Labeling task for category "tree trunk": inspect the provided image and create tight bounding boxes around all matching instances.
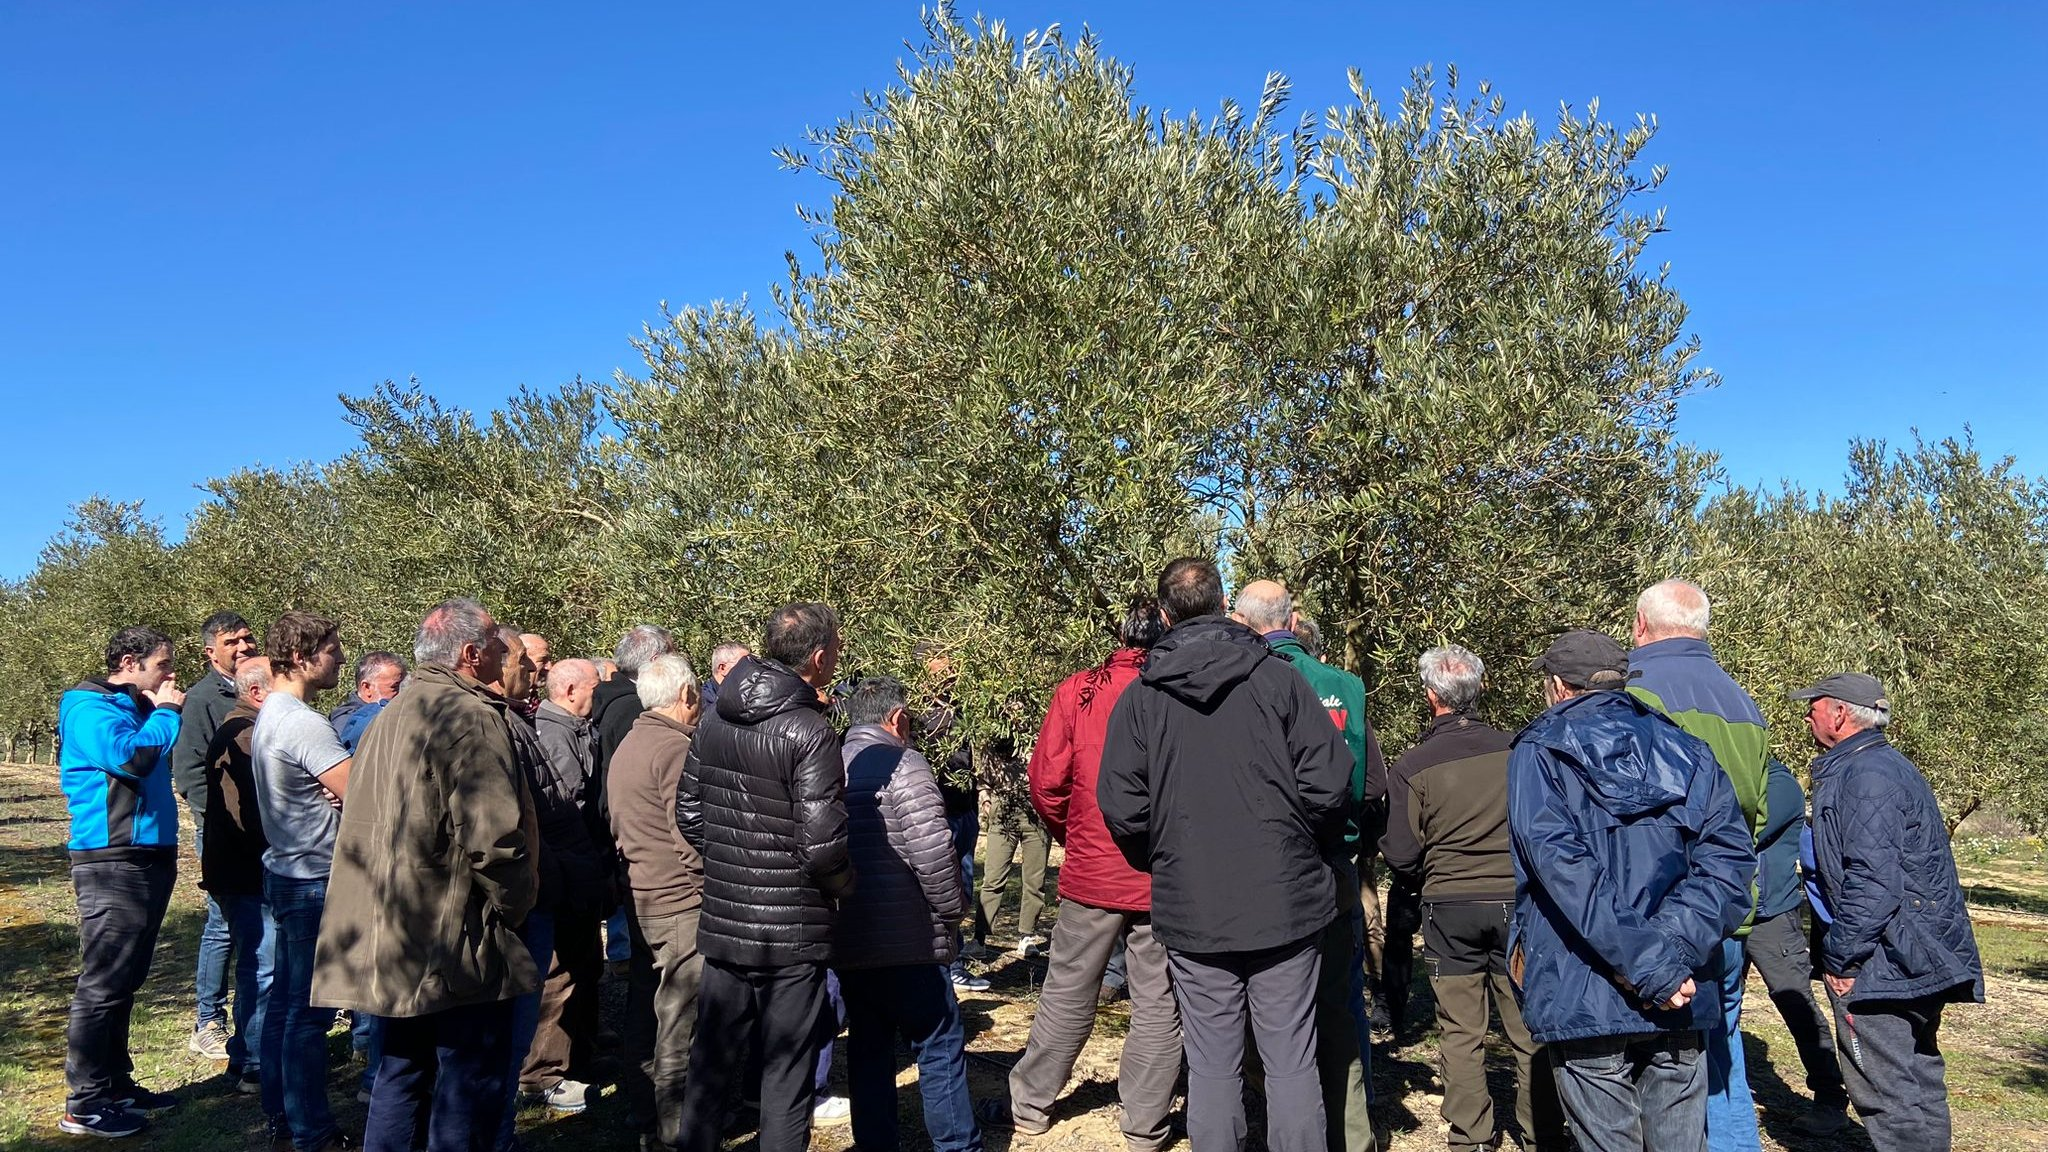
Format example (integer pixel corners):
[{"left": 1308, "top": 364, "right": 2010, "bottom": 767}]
[{"left": 1944, "top": 795, "right": 1981, "bottom": 842}]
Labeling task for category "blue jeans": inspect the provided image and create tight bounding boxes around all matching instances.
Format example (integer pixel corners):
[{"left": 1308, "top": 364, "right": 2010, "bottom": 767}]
[
  {"left": 189, "top": 811, "right": 233, "bottom": 1032},
  {"left": 606, "top": 908, "right": 632, "bottom": 963},
  {"left": 367, "top": 998, "right": 515, "bottom": 1152},
  {"left": 839, "top": 965, "right": 981, "bottom": 1152},
  {"left": 1550, "top": 1031, "right": 1707, "bottom": 1152},
  {"left": 357, "top": 1016, "right": 383, "bottom": 1096},
  {"left": 1702, "top": 935, "right": 1760, "bottom": 1152},
  {"left": 496, "top": 911, "right": 555, "bottom": 1152},
  {"left": 946, "top": 811, "right": 978, "bottom": 978},
  {"left": 261, "top": 871, "right": 338, "bottom": 1150},
  {"left": 216, "top": 892, "right": 275, "bottom": 1078}
]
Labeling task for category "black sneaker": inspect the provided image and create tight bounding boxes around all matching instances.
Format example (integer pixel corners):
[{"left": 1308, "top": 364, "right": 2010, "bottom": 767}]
[
  {"left": 59, "top": 1104, "right": 147, "bottom": 1139},
  {"left": 236, "top": 1070, "right": 264, "bottom": 1096},
  {"left": 113, "top": 1085, "right": 177, "bottom": 1115}
]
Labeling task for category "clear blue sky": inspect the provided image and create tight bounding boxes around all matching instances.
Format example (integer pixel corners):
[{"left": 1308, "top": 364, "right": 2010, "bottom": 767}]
[{"left": 4, "top": 3, "right": 2043, "bottom": 579}]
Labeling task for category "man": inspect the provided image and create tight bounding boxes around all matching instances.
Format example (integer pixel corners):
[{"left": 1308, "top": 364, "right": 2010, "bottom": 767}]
[
  {"left": 918, "top": 646, "right": 990, "bottom": 991},
  {"left": 170, "top": 610, "right": 258, "bottom": 1064},
  {"left": 250, "top": 612, "right": 352, "bottom": 1152},
  {"left": 57, "top": 626, "right": 186, "bottom": 1138},
  {"left": 701, "top": 641, "right": 750, "bottom": 713},
  {"left": 1797, "top": 673, "right": 1983, "bottom": 1152},
  {"left": 313, "top": 598, "right": 540, "bottom": 1152},
  {"left": 1626, "top": 578, "right": 1769, "bottom": 1152},
  {"left": 606, "top": 654, "right": 705, "bottom": 1152},
  {"left": 520, "top": 651, "right": 606, "bottom": 1106},
  {"left": 998, "top": 598, "right": 1178, "bottom": 1152},
  {"left": 675, "top": 602, "right": 855, "bottom": 1152},
  {"left": 517, "top": 656, "right": 613, "bottom": 1119},
  {"left": 520, "top": 632, "right": 553, "bottom": 710},
  {"left": 329, "top": 652, "right": 405, "bottom": 753},
  {"left": 1509, "top": 630, "right": 1753, "bottom": 1152},
  {"left": 1099, "top": 557, "right": 1352, "bottom": 1152},
  {"left": 200, "top": 656, "right": 278, "bottom": 1101},
  {"left": 1744, "top": 758, "right": 1849, "bottom": 1136},
  {"left": 978, "top": 740, "right": 1051, "bottom": 957},
  {"left": 1382, "top": 645, "right": 1563, "bottom": 1152},
  {"left": 591, "top": 629, "right": 676, "bottom": 1019},
  {"left": 834, "top": 677, "right": 979, "bottom": 1152},
  {"left": 1233, "top": 579, "right": 1375, "bottom": 1152}
]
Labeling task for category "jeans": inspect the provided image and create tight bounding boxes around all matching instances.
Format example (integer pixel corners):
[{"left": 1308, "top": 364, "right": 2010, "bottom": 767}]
[
  {"left": 495, "top": 910, "right": 555, "bottom": 1152},
  {"left": 262, "top": 870, "right": 338, "bottom": 1150},
  {"left": 1168, "top": 933, "right": 1325, "bottom": 1152},
  {"left": 1828, "top": 990, "right": 1952, "bottom": 1152},
  {"left": 366, "top": 998, "right": 515, "bottom": 1152},
  {"left": 65, "top": 854, "right": 176, "bottom": 1111},
  {"left": 841, "top": 965, "right": 981, "bottom": 1152},
  {"left": 947, "top": 810, "right": 979, "bottom": 979},
  {"left": 1550, "top": 1031, "right": 1707, "bottom": 1152},
  {"left": 679, "top": 961, "right": 831, "bottom": 1152},
  {"left": 189, "top": 809, "right": 233, "bottom": 1033},
  {"left": 605, "top": 907, "right": 632, "bottom": 963},
  {"left": 357, "top": 1016, "right": 383, "bottom": 1097},
  {"left": 1701, "top": 935, "right": 1760, "bottom": 1152},
  {"left": 216, "top": 891, "right": 276, "bottom": 1078}
]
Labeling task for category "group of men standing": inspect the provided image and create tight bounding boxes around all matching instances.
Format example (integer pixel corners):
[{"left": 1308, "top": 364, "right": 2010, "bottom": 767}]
[{"left": 53, "top": 561, "right": 1986, "bottom": 1152}]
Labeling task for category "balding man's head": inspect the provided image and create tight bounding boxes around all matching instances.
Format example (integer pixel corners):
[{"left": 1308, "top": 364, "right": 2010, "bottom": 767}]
[
  {"left": 1232, "top": 580, "right": 1294, "bottom": 634},
  {"left": 548, "top": 657, "right": 600, "bottom": 718},
  {"left": 1634, "top": 578, "right": 1712, "bottom": 645}
]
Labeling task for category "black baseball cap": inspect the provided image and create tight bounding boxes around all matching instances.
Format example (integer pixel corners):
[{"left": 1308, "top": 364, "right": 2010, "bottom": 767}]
[
  {"left": 1789, "top": 672, "right": 1889, "bottom": 710},
  {"left": 1530, "top": 630, "right": 1630, "bottom": 690}
]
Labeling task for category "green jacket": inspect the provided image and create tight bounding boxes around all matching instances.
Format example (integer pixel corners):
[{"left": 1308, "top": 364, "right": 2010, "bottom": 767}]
[{"left": 1269, "top": 635, "right": 1383, "bottom": 846}]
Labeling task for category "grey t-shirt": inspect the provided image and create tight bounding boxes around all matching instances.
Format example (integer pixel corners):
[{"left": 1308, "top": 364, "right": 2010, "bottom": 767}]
[{"left": 251, "top": 691, "right": 351, "bottom": 879}]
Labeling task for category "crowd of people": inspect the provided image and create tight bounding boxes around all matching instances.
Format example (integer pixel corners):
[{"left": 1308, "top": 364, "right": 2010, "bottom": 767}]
[{"left": 51, "top": 560, "right": 1984, "bottom": 1152}]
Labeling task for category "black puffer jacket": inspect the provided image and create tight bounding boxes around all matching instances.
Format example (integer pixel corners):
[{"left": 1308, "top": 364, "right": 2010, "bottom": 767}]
[{"left": 676, "top": 656, "right": 854, "bottom": 966}]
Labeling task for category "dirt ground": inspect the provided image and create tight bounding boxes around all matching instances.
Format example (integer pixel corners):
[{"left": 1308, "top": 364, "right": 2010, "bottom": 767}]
[{"left": 2, "top": 760, "right": 2045, "bottom": 1151}]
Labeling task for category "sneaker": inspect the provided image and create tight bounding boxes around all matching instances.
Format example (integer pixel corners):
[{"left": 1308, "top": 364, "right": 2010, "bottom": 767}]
[
  {"left": 1015, "top": 934, "right": 1049, "bottom": 958},
  {"left": 189, "top": 1019, "right": 231, "bottom": 1060},
  {"left": 112, "top": 1085, "right": 177, "bottom": 1115},
  {"left": 303, "top": 1133, "right": 358, "bottom": 1152},
  {"left": 236, "top": 1071, "right": 264, "bottom": 1096},
  {"left": 542, "top": 1079, "right": 590, "bottom": 1115},
  {"left": 957, "top": 940, "right": 993, "bottom": 961},
  {"left": 266, "top": 1115, "right": 292, "bottom": 1152},
  {"left": 1791, "top": 1105, "right": 1850, "bottom": 1137},
  {"left": 812, "top": 1096, "right": 852, "bottom": 1126},
  {"left": 976, "top": 1097, "right": 1049, "bottom": 1136},
  {"left": 59, "top": 1104, "right": 147, "bottom": 1139},
  {"left": 951, "top": 969, "right": 992, "bottom": 992}
]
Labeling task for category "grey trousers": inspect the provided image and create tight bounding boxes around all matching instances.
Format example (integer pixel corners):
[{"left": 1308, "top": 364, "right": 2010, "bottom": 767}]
[
  {"left": 1009, "top": 900, "right": 1181, "bottom": 1150},
  {"left": 1744, "top": 906, "right": 1848, "bottom": 1110},
  {"left": 1548, "top": 1031, "right": 1707, "bottom": 1152},
  {"left": 622, "top": 906, "right": 702, "bottom": 1151},
  {"left": 1168, "top": 933, "right": 1325, "bottom": 1152},
  {"left": 1829, "top": 991, "right": 1952, "bottom": 1152}
]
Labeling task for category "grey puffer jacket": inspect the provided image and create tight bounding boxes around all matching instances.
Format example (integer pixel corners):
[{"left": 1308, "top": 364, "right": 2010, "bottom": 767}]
[
  {"left": 834, "top": 724, "right": 966, "bottom": 970},
  {"left": 524, "top": 703, "right": 616, "bottom": 915}
]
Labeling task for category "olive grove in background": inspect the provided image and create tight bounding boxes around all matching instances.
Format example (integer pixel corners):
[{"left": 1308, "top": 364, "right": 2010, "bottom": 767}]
[{"left": 2, "top": 12, "right": 2043, "bottom": 830}]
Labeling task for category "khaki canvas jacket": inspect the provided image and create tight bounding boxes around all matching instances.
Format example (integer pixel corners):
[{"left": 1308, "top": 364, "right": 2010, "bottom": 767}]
[{"left": 312, "top": 664, "right": 540, "bottom": 1016}]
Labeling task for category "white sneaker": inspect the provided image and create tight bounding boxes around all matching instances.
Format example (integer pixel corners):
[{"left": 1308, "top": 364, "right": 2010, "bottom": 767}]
[
  {"left": 542, "top": 1079, "right": 590, "bottom": 1115},
  {"left": 1014, "top": 934, "right": 1049, "bottom": 958},
  {"left": 813, "top": 1096, "right": 851, "bottom": 1126}
]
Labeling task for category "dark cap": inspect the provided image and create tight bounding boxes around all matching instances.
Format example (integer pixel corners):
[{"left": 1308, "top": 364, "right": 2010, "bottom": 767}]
[
  {"left": 1788, "top": 672, "right": 1889, "bottom": 710},
  {"left": 1530, "top": 630, "right": 1630, "bottom": 691}
]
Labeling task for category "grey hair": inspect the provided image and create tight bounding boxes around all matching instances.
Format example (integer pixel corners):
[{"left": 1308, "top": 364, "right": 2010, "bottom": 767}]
[
  {"left": 1637, "top": 579, "right": 1711, "bottom": 639},
  {"left": 494, "top": 624, "right": 524, "bottom": 650},
  {"left": 1233, "top": 583, "right": 1294, "bottom": 633},
  {"left": 709, "top": 641, "right": 751, "bottom": 674},
  {"left": 842, "top": 676, "right": 910, "bottom": 727},
  {"left": 415, "top": 597, "right": 495, "bottom": 668},
  {"left": 1418, "top": 644, "right": 1485, "bottom": 712},
  {"left": 1294, "top": 616, "right": 1323, "bottom": 659},
  {"left": 635, "top": 654, "right": 698, "bottom": 711},
  {"left": 232, "top": 657, "right": 272, "bottom": 697},
  {"left": 614, "top": 625, "right": 676, "bottom": 674},
  {"left": 1840, "top": 700, "right": 1891, "bottom": 731}
]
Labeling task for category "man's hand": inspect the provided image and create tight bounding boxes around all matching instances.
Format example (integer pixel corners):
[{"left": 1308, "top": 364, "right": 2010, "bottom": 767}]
[
  {"left": 1661, "top": 978, "right": 1697, "bottom": 1011},
  {"left": 1825, "top": 973, "right": 1856, "bottom": 999},
  {"left": 146, "top": 684, "right": 185, "bottom": 709}
]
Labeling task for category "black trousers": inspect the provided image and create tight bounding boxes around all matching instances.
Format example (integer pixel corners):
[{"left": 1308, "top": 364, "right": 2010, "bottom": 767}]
[
  {"left": 1744, "top": 906, "right": 1847, "bottom": 1109},
  {"left": 1380, "top": 874, "right": 1423, "bottom": 1027},
  {"left": 678, "top": 959, "right": 830, "bottom": 1152},
  {"left": 1829, "top": 992, "right": 1952, "bottom": 1152},
  {"left": 66, "top": 854, "right": 176, "bottom": 1110}
]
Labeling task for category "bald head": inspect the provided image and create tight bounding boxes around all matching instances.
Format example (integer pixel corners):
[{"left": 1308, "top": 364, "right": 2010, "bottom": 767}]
[
  {"left": 1635, "top": 578, "right": 1712, "bottom": 644},
  {"left": 1232, "top": 580, "right": 1294, "bottom": 634},
  {"left": 548, "top": 657, "right": 601, "bottom": 718}
]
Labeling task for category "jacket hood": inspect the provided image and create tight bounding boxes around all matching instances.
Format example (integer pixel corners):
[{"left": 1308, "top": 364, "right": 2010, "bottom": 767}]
[
  {"left": 1140, "top": 616, "right": 1270, "bottom": 707},
  {"left": 1519, "top": 690, "right": 1692, "bottom": 818},
  {"left": 716, "top": 655, "right": 824, "bottom": 724}
]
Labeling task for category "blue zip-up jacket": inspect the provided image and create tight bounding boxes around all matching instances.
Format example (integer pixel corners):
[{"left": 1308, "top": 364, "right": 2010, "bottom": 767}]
[
  {"left": 1508, "top": 689, "right": 1754, "bottom": 1044},
  {"left": 1755, "top": 759, "right": 1808, "bottom": 920},
  {"left": 1810, "top": 729, "right": 1983, "bottom": 1007},
  {"left": 59, "top": 678, "right": 182, "bottom": 859}
]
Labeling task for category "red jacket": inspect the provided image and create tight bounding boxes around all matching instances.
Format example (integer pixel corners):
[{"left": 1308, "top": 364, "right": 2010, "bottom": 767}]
[{"left": 1028, "top": 648, "right": 1151, "bottom": 911}]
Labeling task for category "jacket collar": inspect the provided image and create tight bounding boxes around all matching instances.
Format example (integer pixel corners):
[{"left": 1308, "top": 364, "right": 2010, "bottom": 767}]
[
  {"left": 535, "top": 699, "right": 588, "bottom": 730},
  {"left": 415, "top": 663, "right": 505, "bottom": 713},
  {"left": 632, "top": 708, "right": 696, "bottom": 738},
  {"left": 846, "top": 722, "right": 904, "bottom": 748},
  {"left": 1423, "top": 709, "right": 1482, "bottom": 739},
  {"left": 1815, "top": 728, "right": 1889, "bottom": 778},
  {"left": 1629, "top": 635, "right": 1717, "bottom": 666}
]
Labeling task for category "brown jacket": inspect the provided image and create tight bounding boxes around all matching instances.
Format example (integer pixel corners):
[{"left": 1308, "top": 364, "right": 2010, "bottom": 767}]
[
  {"left": 607, "top": 709, "right": 702, "bottom": 920},
  {"left": 199, "top": 701, "right": 266, "bottom": 898},
  {"left": 311, "top": 664, "right": 540, "bottom": 1016}
]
